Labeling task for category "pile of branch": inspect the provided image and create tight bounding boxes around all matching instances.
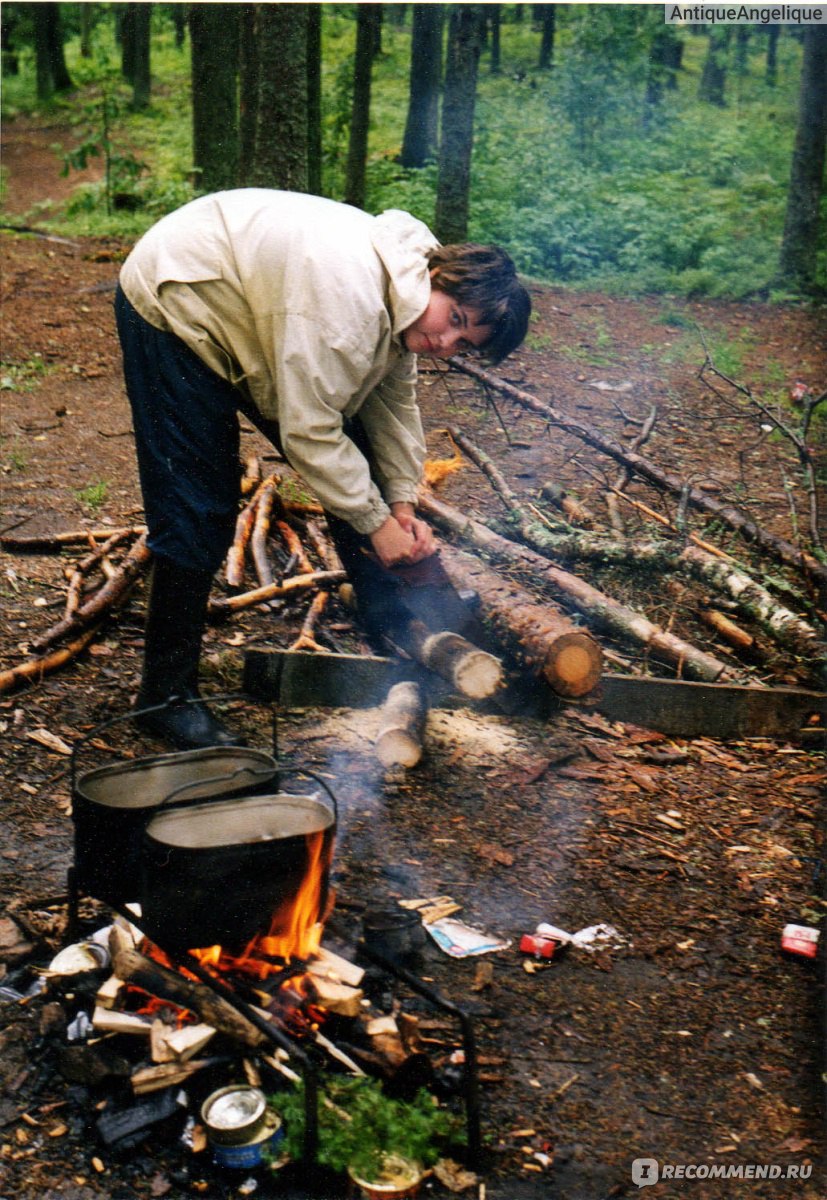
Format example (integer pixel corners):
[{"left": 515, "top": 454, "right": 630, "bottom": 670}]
[{"left": 0, "top": 528, "right": 150, "bottom": 695}]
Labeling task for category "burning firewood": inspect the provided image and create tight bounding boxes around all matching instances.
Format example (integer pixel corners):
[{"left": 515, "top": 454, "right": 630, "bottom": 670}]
[{"left": 375, "top": 681, "right": 428, "bottom": 768}]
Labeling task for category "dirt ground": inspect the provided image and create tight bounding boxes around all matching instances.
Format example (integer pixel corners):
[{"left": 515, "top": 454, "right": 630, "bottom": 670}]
[{"left": 1, "top": 114, "right": 825, "bottom": 1200}]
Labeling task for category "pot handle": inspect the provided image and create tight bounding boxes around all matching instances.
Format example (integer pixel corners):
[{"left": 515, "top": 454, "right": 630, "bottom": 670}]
[
  {"left": 276, "top": 767, "right": 340, "bottom": 822},
  {"left": 69, "top": 692, "right": 251, "bottom": 792},
  {"left": 156, "top": 764, "right": 278, "bottom": 812}
]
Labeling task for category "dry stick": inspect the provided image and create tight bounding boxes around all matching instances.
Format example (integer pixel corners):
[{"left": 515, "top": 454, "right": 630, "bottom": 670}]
[
  {"left": 374, "top": 681, "right": 428, "bottom": 769},
  {"left": 63, "top": 530, "right": 136, "bottom": 618},
  {"left": 0, "top": 622, "right": 104, "bottom": 695},
  {"left": 699, "top": 609, "right": 756, "bottom": 654},
  {"left": 226, "top": 476, "right": 278, "bottom": 589},
  {"left": 208, "top": 570, "right": 347, "bottom": 619},
  {"left": 240, "top": 454, "right": 262, "bottom": 496},
  {"left": 418, "top": 490, "right": 734, "bottom": 683},
  {"left": 275, "top": 519, "right": 314, "bottom": 576},
  {"left": 30, "top": 534, "right": 151, "bottom": 653},
  {"left": 250, "top": 480, "right": 278, "bottom": 588},
  {"left": 288, "top": 590, "right": 330, "bottom": 652},
  {"left": 447, "top": 357, "right": 827, "bottom": 593},
  {"left": 607, "top": 403, "right": 658, "bottom": 533},
  {"left": 1, "top": 526, "right": 146, "bottom": 552},
  {"left": 305, "top": 519, "right": 354, "bottom": 608}
]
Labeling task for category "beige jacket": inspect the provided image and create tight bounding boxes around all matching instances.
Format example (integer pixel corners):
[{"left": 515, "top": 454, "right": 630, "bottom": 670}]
[{"left": 120, "top": 189, "right": 438, "bottom": 534}]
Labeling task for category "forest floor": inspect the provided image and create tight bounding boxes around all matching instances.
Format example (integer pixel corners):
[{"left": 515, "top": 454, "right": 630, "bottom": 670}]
[{"left": 1, "top": 112, "right": 825, "bottom": 1200}]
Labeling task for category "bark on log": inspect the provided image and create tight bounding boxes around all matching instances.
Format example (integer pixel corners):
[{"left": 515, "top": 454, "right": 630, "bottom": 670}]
[
  {"left": 275, "top": 519, "right": 314, "bottom": 576},
  {"left": 250, "top": 482, "right": 277, "bottom": 588},
  {"left": 448, "top": 357, "right": 827, "bottom": 593},
  {"left": 432, "top": 545, "right": 603, "bottom": 698},
  {"left": 108, "top": 927, "right": 268, "bottom": 1049},
  {"left": 208, "top": 570, "right": 347, "bottom": 619},
  {"left": 226, "top": 477, "right": 278, "bottom": 589},
  {"left": 30, "top": 534, "right": 150, "bottom": 652},
  {"left": 403, "top": 624, "right": 504, "bottom": 699},
  {"left": 375, "top": 681, "right": 428, "bottom": 768},
  {"left": 419, "top": 490, "right": 734, "bottom": 683},
  {"left": 0, "top": 623, "right": 104, "bottom": 695}
]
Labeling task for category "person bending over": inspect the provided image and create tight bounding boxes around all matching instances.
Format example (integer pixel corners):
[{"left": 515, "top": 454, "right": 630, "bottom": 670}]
[{"left": 116, "top": 189, "right": 530, "bottom": 749}]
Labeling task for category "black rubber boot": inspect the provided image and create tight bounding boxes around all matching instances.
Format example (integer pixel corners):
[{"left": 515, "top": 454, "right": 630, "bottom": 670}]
[{"left": 135, "top": 557, "right": 245, "bottom": 750}]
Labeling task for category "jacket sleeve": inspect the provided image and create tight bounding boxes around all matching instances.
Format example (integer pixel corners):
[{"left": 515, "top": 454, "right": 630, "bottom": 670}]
[
  {"left": 356, "top": 353, "right": 426, "bottom": 506},
  {"left": 272, "top": 313, "right": 392, "bottom": 535}
]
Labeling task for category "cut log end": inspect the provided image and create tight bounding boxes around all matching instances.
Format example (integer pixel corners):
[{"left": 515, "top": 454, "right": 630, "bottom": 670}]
[
  {"left": 542, "top": 634, "right": 603, "bottom": 698},
  {"left": 451, "top": 648, "right": 504, "bottom": 699},
  {"left": 375, "top": 681, "right": 427, "bottom": 768},
  {"left": 418, "top": 631, "right": 504, "bottom": 699}
]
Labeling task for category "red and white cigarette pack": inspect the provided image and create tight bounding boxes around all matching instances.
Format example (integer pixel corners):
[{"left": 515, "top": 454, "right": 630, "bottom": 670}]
[{"left": 780, "top": 923, "right": 820, "bottom": 959}]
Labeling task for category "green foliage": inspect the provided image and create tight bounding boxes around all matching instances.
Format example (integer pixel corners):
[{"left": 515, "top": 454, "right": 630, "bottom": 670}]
[
  {"left": 75, "top": 480, "right": 109, "bottom": 512},
  {"left": 271, "top": 1076, "right": 460, "bottom": 1181},
  {"left": 0, "top": 353, "right": 50, "bottom": 392},
  {"left": 1, "top": 8, "right": 822, "bottom": 297}
]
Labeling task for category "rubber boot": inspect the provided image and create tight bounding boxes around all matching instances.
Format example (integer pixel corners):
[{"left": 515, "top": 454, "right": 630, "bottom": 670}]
[{"left": 135, "top": 557, "right": 245, "bottom": 749}]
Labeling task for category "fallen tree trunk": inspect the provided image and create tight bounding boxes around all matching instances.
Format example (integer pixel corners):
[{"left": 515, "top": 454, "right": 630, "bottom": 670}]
[
  {"left": 375, "top": 681, "right": 428, "bottom": 768},
  {"left": 448, "top": 357, "right": 827, "bottom": 593},
  {"left": 419, "top": 490, "right": 734, "bottom": 683},
  {"left": 430, "top": 546, "right": 603, "bottom": 697},
  {"left": 30, "top": 534, "right": 151, "bottom": 653}
]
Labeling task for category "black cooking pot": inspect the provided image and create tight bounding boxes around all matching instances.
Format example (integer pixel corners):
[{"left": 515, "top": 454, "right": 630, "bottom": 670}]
[
  {"left": 140, "top": 781, "right": 337, "bottom": 953},
  {"left": 73, "top": 746, "right": 279, "bottom": 908}
]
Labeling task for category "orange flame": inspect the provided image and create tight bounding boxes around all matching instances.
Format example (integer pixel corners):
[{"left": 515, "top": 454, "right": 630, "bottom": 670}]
[{"left": 189, "top": 830, "right": 333, "bottom": 980}]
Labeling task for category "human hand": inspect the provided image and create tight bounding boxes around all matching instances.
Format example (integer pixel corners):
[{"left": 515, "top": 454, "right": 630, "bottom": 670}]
[
  {"left": 370, "top": 512, "right": 436, "bottom": 567},
  {"left": 389, "top": 504, "right": 437, "bottom": 560}
]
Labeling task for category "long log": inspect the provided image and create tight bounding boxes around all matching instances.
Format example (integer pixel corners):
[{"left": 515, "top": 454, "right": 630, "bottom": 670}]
[
  {"left": 108, "top": 927, "right": 268, "bottom": 1050},
  {"left": 1, "top": 526, "right": 146, "bottom": 552},
  {"left": 431, "top": 545, "right": 603, "bottom": 698},
  {"left": 448, "top": 357, "right": 827, "bottom": 592},
  {"left": 375, "top": 681, "right": 428, "bottom": 768},
  {"left": 419, "top": 490, "right": 734, "bottom": 683},
  {"left": 30, "top": 534, "right": 150, "bottom": 652}
]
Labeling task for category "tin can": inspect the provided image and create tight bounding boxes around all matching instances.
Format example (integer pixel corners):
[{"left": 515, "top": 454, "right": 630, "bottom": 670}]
[
  {"left": 519, "top": 933, "right": 559, "bottom": 960},
  {"left": 209, "top": 1110, "right": 285, "bottom": 1170},
  {"left": 201, "top": 1086, "right": 267, "bottom": 1146}
]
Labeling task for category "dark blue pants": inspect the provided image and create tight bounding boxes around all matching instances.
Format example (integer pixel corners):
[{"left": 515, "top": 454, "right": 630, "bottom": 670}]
[{"left": 115, "top": 287, "right": 262, "bottom": 573}]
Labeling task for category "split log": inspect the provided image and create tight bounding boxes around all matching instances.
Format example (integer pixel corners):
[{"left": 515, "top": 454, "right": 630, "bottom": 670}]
[
  {"left": 1, "top": 526, "right": 146, "bottom": 552},
  {"left": 131, "top": 1059, "right": 212, "bottom": 1095},
  {"left": 30, "top": 533, "right": 150, "bottom": 653},
  {"left": 208, "top": 570, "right": 347, "bottom": 619},
  {"left": 419, "top": 490, "right": 734, "bottom": 683},
  {"left": 307, "top": 974, "right": 364, "bottom": 1018},
  {"left": 448, "top": 356, "right": 827, "bottom": 592},
  {"left": 403, "top": 625, "right": 503, "bottom": 700},
  {"left": 0, "top": 621, "right": 104, "bottom": 695},
  {"left": 430, "top": 546, "right": 603, "bottom": 698},
  {"left": 108, "top": 926, "right": 268, "bottom": 1050},
  {"left": 375, "top": 681, "right": 428, "bottom": 768}
]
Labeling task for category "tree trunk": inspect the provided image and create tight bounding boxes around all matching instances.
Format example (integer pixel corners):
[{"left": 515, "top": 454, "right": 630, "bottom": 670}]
[
  {"left": 249, "top": 3, "right": 308, "bottom": 191},
  {"left": 33, "top": 5, "right": 54, "bottom": 100},
  {"left": 698, "top": 26, "right": 730, "bottom": 106},
  {"left": 80, "top": 4, "right": 94, "bottom": 58},
  {"left": 537, "top": 3, "right": 555, "bottom": 70},
  {"left": 172, "top": 4, "right": 187, "bottom": 49},
  {"left": 121, "top": 3, "right": 136, "bottom": 83},
  {"left": 47, "top": 1, "right": 72, "bottom": 90},
  {"left": 131, "top": 4, "right": 151, "bottom": 110},
  {"left": 735, "top": 27, "right": 750, "bottom": 76},
  {"left": 238, "top": 4, "right": 259, "bottom": 185},
  {"left": 307, "top": 2, "right": 323, "bottom": 195},
  {"left": 646, "top": 26, "right": 681, "bottom": 111},
  {"left": 345, "top": 4, "right": 380, "bottom": 209},
  {"left": 435, "top": 5, "right": 485, "bottom": 243},
  {"left": 434, "top": 544, "right": 604, "bottom": 698},
  {"left": 489, "top": 5, "right": 501, "bottom": 74},
  {"left": 418, "top": 492, "right": 735, "bottom": 683},
  {"left": 399, "top": 4, "right": 443, "bottom": 168},
  {"left": 777, "top": 27, "right": 827, "bottom": 291},
  {"left": 190, "top": 3, "right": 240, "bottom": 194},
  {"left": 766, "top": 24, "right": 780, "bottom": 86}
]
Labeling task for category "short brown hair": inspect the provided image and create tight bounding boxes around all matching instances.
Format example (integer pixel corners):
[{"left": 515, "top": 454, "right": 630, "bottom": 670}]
[{"left": 427, "top": 243, "right": 531, "bottom": 364}]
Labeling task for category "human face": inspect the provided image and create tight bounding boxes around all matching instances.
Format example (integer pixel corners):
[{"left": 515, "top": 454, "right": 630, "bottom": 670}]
[{"left": 402, "top": 288, "right": 492, "bottom": 358}]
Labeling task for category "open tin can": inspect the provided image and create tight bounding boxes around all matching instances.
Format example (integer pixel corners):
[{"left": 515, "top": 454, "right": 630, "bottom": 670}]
[{"left": 202, "top": 1087, "right": 284, "bottom": 1168}]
